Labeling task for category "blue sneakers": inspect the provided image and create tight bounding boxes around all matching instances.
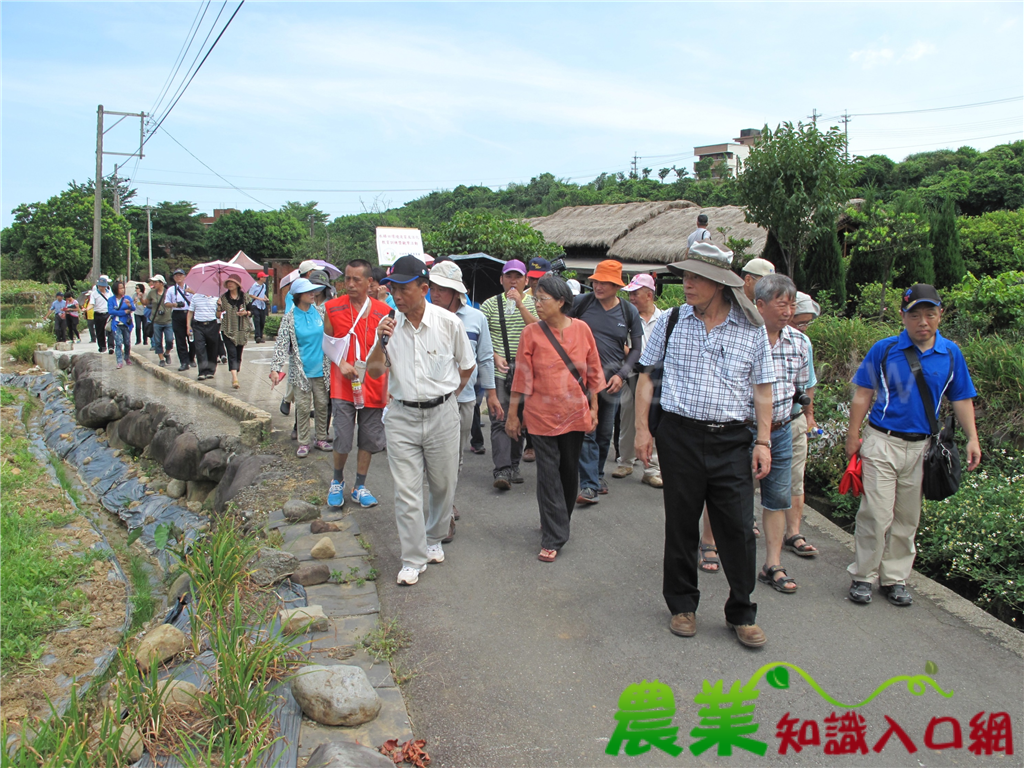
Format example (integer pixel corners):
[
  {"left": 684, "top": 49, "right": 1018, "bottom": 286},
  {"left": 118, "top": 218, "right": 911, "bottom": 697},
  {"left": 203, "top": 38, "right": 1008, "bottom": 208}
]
[
  {"left": 327, "top": 480, "right": 345, "bottom": 508},
  {"left": 351, "top": 485, "right": 379, "bottom": 508}
]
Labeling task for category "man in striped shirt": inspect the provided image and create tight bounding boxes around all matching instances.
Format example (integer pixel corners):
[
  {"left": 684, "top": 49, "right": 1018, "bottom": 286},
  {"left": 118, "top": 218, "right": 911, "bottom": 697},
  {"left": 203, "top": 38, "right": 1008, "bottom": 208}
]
[
  {"left": 480, "top": 260, "right": 537, "bottom": 489},
  {"left": 187, "top": 293, "right": 221, "bottom": 381}
]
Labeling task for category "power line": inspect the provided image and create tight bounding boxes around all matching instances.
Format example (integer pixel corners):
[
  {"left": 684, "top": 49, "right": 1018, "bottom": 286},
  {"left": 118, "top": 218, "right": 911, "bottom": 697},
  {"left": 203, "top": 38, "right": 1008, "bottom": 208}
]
[
  {"left": 817, "top": 94, "right": 1022, "bottom": 122},
  {"left": 149, "top": 1, "right": 210, "bottom": 120},
  {"left": 135, "top": 179, "right": 438, "bottom": 193},
  {"left": 853, "top": 131, "right": 1024, "bottom": 154},
  {"left": 143, "top": 1, "right": 244, "bottom": 150}
]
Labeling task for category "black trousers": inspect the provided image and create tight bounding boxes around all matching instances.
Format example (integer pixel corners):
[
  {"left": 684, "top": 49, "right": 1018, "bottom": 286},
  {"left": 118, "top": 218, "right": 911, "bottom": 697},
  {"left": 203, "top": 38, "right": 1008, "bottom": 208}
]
[
  {"left": 192, "top": 320, "right": 220, "bottom": 376},
  {"left": 94, "top": 313, "right": 108, "bottom": 351},
  {"left": 172, "top": 312, "right": 195, "bottom": 366},
  {"left": 251, "top": 305, "right": 266, "bottom": 340},
  {"left": 470, "top": 385, "right": 484, "bottom": 450},
  {"left": 657, "top": 413, "right": 757, "bottom": 625},
  {"left": 533, "top": 432, "right": 585, "bottom": 550},
  {"left": 490, "top": 382, "right": 524, "bottom": 475},
  {"left": 67, "top": 316, "right": 80, "bottom": 341},
  {"left": 223, "top": 337, "right": 244, "bottom": 372},
  {"left": 53, "top": 315, "right": 67, "bottom": 343}
]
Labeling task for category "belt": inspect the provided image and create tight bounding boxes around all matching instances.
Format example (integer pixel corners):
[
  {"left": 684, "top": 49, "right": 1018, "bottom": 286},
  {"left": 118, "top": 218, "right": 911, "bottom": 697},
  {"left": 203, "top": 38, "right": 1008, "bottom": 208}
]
[
  {"left": 193, "top": 319, "right": 217, "bottom": 326},
  {"left": 869, "top": 422, "right": 929, "bottom": 442},
  {"left": 399, "top": 392, "right": 454, "bottom": 409},
  {"left": 665, "top": 412, "right": 751, "bottom": 434},
  {"left": 771, "top": 417, "right": 793, "bottom": 431}
]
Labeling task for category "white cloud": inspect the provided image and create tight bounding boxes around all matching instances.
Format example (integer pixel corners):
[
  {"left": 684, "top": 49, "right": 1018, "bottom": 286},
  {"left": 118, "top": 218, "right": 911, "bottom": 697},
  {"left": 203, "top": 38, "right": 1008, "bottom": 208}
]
[
  {"left": 850, "top": 47, "right": 895, "bottom": 69},
  {"left": 902, "top": 41, "right": 937, "bottom": 61}
]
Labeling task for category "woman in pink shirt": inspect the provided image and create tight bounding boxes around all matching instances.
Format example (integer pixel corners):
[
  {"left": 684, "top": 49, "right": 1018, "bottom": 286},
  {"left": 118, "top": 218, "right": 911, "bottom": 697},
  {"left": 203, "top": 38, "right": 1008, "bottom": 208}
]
[{"left": 506, "top": 275, "right": 605, "bottom": 563}]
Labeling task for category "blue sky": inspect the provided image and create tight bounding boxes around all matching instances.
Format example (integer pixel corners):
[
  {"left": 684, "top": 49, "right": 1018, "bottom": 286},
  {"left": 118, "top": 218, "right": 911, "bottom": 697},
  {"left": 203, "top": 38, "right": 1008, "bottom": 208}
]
[{"left": 2, "top": 2, "right": 1022, "bottom": 227}]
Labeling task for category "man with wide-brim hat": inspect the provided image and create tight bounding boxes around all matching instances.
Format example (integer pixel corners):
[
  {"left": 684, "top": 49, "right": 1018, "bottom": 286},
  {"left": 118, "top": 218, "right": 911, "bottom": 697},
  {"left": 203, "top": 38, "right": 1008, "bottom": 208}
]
[
  {"left": 633, "top": 241, "right": 777, "bottom": 648},
  {"left": 366, "top": 255, "right": 476, "bottom": 586},
  {"left": 429, "top": 260, "right": 500, "bottom": 542},
  {"left": 571, "top": 259, "right": 644, "bottom": 505}
]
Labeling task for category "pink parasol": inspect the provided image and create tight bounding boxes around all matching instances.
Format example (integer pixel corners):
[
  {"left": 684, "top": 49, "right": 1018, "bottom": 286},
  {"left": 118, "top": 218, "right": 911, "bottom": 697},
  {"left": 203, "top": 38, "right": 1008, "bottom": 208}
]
[{"left": 185, "top": 260, "right": 255, "bottom": 296}]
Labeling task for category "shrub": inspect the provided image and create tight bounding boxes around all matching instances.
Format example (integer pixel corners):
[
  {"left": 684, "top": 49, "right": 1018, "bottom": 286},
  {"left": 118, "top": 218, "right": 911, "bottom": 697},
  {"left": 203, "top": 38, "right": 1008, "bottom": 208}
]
[
  {"left": 958, "top": 208, "right": 1024, "bottom": 276},
  {"left": 263, "top": 314, "right": 282, "bottom": 337},
  {"left": 916, "top": 461, "right": 1024, "bottom": 626},
  {"left": 851, "top": 282, "right": 905, "bottom": 324},
  {"left": 9, "top": 330, "right": 55, "bottom": 362},
  {"left": 0, "top": 319, "right": 34, "bottom": 344},
  {"left": 942, "top": 271, "right": 1024, "bottom": 337},
  {"left": 959, "top": 334, "right": 1024, "bottom": 434},
  {"left": 805, "top": 314, "right": 892, "bottom": 382}
]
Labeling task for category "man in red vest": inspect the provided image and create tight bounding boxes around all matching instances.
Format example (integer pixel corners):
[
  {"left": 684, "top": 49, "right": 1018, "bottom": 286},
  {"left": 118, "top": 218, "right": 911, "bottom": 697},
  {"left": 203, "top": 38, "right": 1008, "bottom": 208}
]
[{"left": 323, "top": 258, "right": 392, "bottom": 508}]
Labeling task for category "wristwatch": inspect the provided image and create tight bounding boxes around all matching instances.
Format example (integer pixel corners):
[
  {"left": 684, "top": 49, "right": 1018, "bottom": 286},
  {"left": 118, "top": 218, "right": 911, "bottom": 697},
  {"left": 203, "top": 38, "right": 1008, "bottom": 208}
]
[{"left": 754, "top": 439, "right": 772, "bottom": 449}]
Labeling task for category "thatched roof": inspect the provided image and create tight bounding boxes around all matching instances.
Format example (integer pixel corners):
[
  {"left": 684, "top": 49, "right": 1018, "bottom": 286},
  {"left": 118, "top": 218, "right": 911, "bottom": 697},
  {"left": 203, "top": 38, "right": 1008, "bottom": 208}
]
[
  {"left": 525, "top": 200, "right": 697, "bottom": 249},
  {"left": 608, "top": 205, "right": 768, "bottom": 264}
]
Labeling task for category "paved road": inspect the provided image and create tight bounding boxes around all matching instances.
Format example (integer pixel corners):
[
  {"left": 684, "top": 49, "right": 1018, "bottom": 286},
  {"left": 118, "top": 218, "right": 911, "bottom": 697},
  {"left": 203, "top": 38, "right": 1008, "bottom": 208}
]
[{"left": 140, "top": 342, "right": 1024, "bottom": 767}]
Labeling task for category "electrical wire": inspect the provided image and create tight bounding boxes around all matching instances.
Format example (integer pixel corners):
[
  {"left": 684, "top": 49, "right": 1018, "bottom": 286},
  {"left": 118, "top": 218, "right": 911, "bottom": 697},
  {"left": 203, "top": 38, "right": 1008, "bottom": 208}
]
[
  {"left": 142, "top": 1, "right": 244, "bottom": 151},
  {"left": 853, "top": 131, "right": 1023, "bottom": 154},
  {"left": 149, "top": 1, "right": 210, "bottom": 121}
]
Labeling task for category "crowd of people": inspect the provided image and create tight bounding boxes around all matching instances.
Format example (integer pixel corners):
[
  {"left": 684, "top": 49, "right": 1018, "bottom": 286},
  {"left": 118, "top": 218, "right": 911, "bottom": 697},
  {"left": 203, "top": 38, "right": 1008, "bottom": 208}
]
[{"left": 67, "top": 211, "right": 980, "bottom": 649}]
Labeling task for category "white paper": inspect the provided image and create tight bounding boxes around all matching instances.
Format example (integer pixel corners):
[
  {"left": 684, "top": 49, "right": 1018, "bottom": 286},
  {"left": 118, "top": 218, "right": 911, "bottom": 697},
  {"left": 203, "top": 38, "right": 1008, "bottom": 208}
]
[{"left": 321, "top": 334, "right": 350, "bottom": 367}]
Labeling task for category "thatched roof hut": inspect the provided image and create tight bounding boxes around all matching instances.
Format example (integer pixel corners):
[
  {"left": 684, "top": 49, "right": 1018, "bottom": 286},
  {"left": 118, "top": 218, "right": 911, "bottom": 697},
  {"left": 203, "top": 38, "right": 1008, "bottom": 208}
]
[
  {"left": 609, "top": 205, "right": 767, "bottom": 264},
  {"left": 526, "top": 200, "right": 696, "bottom": 251}
]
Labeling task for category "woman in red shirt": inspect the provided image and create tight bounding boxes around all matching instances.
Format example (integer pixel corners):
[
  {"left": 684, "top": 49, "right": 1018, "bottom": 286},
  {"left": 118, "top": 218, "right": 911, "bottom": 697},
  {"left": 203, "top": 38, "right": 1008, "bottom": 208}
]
[{"left": 506, "top": 275, "right": 605, "bottom": 562}]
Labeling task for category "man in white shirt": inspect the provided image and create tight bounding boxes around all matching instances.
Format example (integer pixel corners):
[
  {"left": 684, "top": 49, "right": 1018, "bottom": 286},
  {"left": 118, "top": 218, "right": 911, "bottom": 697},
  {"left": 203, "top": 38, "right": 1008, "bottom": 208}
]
[
  {"left": 614, "top": 274, "right": 664, "bottom": 487},
  {"left": 165, "top": 269, "right": 196, "bottom": 371},
  {"left": 367, "top": 256, "right": 475, "bottom": 586},
  {"left": 248, "top": 271, "right": 270, "bottom": 343},
  {"left": 87, "top": 277, "right": 113, "bottom": 353},
  {"left": 186, "top": 293, "right": 220, "bottom": 381},
  {"left": 686, "top": 213, "right": 712, "bottom": 249}
]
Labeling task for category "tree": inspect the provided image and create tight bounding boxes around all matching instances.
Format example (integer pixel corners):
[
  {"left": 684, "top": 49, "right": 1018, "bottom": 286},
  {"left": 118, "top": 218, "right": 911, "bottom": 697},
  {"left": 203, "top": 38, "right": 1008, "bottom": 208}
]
[
  {"left": 693, "top": 157, "right": 715, "bottom": 181},
  {"left": 891, "top": 193, "right": 935, "bottom": 287},
  {"left": 798, "top": 221, "right": 846, "bottom": 307},
  {"left": 930, "top": 197, "right": 966, "bottom": 288},
  {"left": 423, "top": 210, "right": 563, "bottom": 263},
  {"left": 738, "top": 121, "right": 851, "bottom": 278},
  {"left": 2, "top": 186, "right": 129, "bottom": 285},
  {"left": 124, "top": 201, "right": 208, "bottom": 269},
  {"left": 658, "top": 167, "right": 672, "bottom": 181},
  {"left": 957, "top": 208, "right": 1024, "bottom": 276},
  {"left": 204, "top": 209, "right": 305, "bottom": 263}
]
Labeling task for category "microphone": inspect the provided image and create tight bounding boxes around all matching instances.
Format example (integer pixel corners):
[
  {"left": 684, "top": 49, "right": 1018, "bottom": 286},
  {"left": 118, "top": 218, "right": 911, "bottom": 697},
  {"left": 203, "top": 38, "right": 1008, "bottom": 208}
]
[{"left": 381, "top": 309, "right": 396, "bottom": 347}]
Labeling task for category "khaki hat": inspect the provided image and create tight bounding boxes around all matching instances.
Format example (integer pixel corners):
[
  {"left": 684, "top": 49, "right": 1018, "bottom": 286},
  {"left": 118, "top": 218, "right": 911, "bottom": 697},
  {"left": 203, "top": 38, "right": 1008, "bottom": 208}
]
[
  {"left": 429, "top": 260, "right": 468, "bottom": 295},
  {"left": 741, "top": 258, "right": 776, "bottom": 277},
  {"left": 794, "top": 291, "right": 821, "bottom": 317},
  {"left": 668, "top": 242, "right": 743, "bottom": 288},
  {"left": 298, "top": 260, "right": 319, "bottom": 275}
]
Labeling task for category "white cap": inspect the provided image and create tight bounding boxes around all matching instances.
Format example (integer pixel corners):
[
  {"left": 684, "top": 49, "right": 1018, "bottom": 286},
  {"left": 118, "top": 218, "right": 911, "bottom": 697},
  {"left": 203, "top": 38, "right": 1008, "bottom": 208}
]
[
  {"left": 566, "top": 278, "right": 581, "bottom": 296},
  {"left": 298, "top": 260, "right": 318, "bottom": 275},
  {"left": 741, "top": 258, "right": 775, "bottom": 277},
  {"left": 794, "top": 291, "right": 821, "bottom": 318},
  {"left": 150, "top": 274, "right": 166, "bottom": 284}
]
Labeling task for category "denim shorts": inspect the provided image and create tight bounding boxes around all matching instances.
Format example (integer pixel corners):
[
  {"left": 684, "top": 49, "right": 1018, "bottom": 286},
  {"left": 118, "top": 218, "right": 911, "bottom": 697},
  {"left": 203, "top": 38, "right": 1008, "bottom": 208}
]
[{"left": 750, "top": 423, "right": 794, "bottom": 511}]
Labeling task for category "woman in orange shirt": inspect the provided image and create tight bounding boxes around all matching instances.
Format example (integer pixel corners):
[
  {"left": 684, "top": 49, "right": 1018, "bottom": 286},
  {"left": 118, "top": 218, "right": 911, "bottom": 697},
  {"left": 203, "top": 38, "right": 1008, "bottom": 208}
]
[{"left": 506, "top": 275, "right": 605, "bottom": 563}]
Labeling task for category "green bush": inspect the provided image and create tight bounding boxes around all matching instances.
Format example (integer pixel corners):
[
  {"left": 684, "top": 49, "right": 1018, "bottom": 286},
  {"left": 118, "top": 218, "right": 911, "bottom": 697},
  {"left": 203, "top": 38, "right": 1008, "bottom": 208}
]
[
  {"left": 0, "top": 280, "right": 65, "bottom": 306},
  {"left": 9, "top": 330, "right": 55, "bottom": 362},
  {"left": 851, "top": 282, "right": 905, "bottom": 324},
  {"left": 263, "top": 314, "right": 282, "bottom": 337},
  {"left": 916, "top": 461, "right": 1024, "bottom": 626},
  {"left": 0, "top": 319, "right": 35, "bottom": 344},
  {"left": 0, "top": 305, "right": 37, "bottom": 319},
  {"left": 805, "top": 314, "right": 893, "bottom": 382},
  {"left": 958, "top": 208, "right": 1024, "bottom": 276},
  {"left": 959, "top": 334, "right": 1024, "bottom": 432},
  {"left": 942, "top": 271, "right": 1024, "bottom": 337}
]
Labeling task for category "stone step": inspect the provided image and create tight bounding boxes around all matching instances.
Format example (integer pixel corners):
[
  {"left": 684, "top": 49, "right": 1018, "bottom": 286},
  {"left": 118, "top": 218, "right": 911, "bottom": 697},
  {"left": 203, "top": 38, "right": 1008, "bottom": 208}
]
[
  {"left": 297, "top": 687, "right": 413, "bottom": 762},
  {"left": 279, "top": 517, "right": 358, "bottom": 544},
  {"left": 305, "top": 581, "right": 380, "bottom": 619}
]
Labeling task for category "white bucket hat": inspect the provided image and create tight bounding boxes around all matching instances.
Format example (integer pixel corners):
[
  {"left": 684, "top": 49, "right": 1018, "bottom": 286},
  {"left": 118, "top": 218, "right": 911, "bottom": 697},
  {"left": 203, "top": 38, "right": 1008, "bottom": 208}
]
[{"left": 429, "top": 260, "right": 468, "bottom": 304}]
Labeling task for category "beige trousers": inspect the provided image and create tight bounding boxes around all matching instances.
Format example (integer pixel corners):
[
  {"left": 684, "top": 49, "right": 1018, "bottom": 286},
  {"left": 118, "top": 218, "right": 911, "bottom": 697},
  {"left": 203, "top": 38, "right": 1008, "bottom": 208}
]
[
  {"left": 791, "top": 412, "right": 808, "bottom": 496},
  {"left": 617, "top": 376, "right": 660, "bottom": 477},
  {"left": 294, "top": 378, "right": 329, "bottom": 446},
  {"left": 847, "top": 427, "right": 928, "bottom": 586}
]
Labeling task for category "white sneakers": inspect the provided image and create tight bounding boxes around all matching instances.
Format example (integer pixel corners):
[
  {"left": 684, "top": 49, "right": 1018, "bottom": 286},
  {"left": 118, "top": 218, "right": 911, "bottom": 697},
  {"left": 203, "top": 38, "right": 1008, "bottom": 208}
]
[
  {"left": 397, "top": 564, "right": 427, "bottom": 585},
  {"left": 396, "top": 545, "right": 445, "bottom": 586}
]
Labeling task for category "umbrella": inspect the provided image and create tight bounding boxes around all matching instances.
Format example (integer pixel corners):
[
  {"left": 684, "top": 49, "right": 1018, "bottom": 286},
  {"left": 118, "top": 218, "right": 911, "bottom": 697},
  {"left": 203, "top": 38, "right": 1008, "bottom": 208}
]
[
  {"left": 279, "top": 259, "right": 341, "bottom": 288},
  {"left": 839, "top": 454, "right": 864, "bottom": 497},
  {"left": 185, "top": 260, "right": 255, "bottom": 296}
]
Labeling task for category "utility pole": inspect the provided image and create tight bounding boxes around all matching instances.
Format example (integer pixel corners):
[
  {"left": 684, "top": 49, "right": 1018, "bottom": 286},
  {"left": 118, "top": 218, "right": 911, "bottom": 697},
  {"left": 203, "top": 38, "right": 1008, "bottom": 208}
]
[
  {"left": 630, "top": 153, "right": 639, "bottom": 179},
  {"left": 90, "top": 105, "right": 146, "bottom": 282},
  {"left": 146, "top": 199, "right": 154, "bottom": 278},
  {"left": 840, "top": 110, "right": 851, "bottom": 159},
  {"left": 808, "top": 108, "right": 818, "bottom": 127},
  {"left": 127, "top": 229, "right": 132, "bottom": 282},
  {"left": 113, "top": 163, "right": 120, "bottom": 216}
]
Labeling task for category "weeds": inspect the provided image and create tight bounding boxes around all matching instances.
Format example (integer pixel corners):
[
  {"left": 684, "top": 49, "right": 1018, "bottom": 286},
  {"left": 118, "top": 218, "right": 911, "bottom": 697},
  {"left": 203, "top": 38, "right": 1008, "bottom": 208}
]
[
  {"left": 360, "top": 616, "right": 410, "bottom": 664},
  {"left": 9, "top": 330, "right": 56, "bottom": 362}
]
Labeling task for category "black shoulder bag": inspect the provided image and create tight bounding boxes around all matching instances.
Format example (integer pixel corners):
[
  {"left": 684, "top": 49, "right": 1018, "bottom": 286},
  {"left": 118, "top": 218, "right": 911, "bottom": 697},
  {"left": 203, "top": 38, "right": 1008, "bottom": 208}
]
[
  {"left": 902, "top": 347, "right": 961, "bottom": 501},
  {"left": 538, "top": 321, "right": 588, "bottom": 396},
  {"left": 647, "top": 307, "right": 681, "bottom": 434},
  {"left": 497, "top": 297, "right": 516, "bottom": 394}
]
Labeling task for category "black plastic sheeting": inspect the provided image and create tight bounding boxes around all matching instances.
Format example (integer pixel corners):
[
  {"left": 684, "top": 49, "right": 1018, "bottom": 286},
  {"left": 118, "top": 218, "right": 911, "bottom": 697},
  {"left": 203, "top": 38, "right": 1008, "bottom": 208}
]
[
  {"left": 2, "top": 373, "right": 205, "bottom": 571},
  {"left": 11, "top": 402, "right": 133, "bottom": 718}
]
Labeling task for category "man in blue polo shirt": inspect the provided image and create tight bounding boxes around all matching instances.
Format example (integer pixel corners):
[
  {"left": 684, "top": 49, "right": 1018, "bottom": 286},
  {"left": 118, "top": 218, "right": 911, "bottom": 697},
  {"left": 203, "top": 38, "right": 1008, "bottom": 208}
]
[{"left": 845, "top": 284, "right": 981, "bottom": 607}]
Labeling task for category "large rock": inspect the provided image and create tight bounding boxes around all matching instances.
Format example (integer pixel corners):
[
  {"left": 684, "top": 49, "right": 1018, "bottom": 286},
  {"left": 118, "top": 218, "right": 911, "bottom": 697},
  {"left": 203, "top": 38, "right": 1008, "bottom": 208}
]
[
  {"left": 283, "top": 499, "right": 320, "bottom": 523},
  {"left": 78, "top": 397, "right": 124, "bottom": 428},
  {"left": 159, "top": 679, "right": 199, "bottom": 713},
  {"left": 310, "top": 520, "right": 341, "bottom": 534},
  {"left": 197, "top": 435, "right": 221, "bottom": 454},
  {"left": 166, "top": 479, "right": 187, "bottom": 499},
  {"left": 212, "top": 455, "right": 271, "bottom": 513},
  {"left": 143, "top": 401, "right": 169, "bottom": 429},
  {"left": 291, "top": 562, "right": 330, "bottom": 587},
  {"left": 290, "top": 665, "right": 381, "bottom": 726},
  {"left": 72, "top": 371, "right": 105, "bottom": 413},
  {"left": 134, "top": 624, "right": 187, "bottom": 668},
  {"left": 164, "top": 432, "right": 201, "bottom": 481},
  {"left": 280, "top": 605, "right": 329, "bottom": 634},
  {"left": 310, "top": 537, "right": 337, "bottom": 560},
  {"left": 251, "top": 548, "right": 299, "bottom": 586},
  {"left": 147, "top": 426, "right": 181, "bottom": 465},
  {"left": 186, "top": 479, "right": 217, "bottom": 503},
  {"left": 120, "top": 410, "right": 156, "bottom": 450},
  {"left": 306, "top": 740, "right": 395, "bottom": 768},
  {"left": 197, "top": 448, "right": 228, "bottom": 482},
  {"left": 105, "top": 417, "right": 129, "bottom": 450},
  {"left": 118, "top": 725, "right": 144, "bottom": 764}
]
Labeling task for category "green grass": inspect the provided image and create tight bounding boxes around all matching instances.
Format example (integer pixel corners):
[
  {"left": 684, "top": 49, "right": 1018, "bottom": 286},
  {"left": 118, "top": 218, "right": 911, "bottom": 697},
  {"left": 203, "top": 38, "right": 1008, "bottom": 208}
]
[
  {"left": 9, "top": 329, "right": 56, "bottom": 362},
  {"left": 0, "top": 428, "right": 99, "bottom": 665},
  {"left": 49, "top": 454, "right": 82, "bottom": 506},
  {"left": 359, "top": 616, "right": 410, "bottom": 663},
  {"left": 0, "top": 386, "right": 16, "bottom": 406},
  {"left": 126, "top": 551, "right": 155, "bottom": 633}
]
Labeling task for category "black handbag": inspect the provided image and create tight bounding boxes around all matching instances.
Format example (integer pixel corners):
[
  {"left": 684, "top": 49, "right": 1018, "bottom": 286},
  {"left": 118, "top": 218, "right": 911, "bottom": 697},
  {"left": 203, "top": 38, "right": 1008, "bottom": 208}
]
[
  {"left": 647, "top": 307, "right": 680, "bottom": 434},
  {"left": 497, "top": 296, "right": 516, "bottom": 394},
  {"left": 902, "top": 347, "right": 962, "bottom": 501}
]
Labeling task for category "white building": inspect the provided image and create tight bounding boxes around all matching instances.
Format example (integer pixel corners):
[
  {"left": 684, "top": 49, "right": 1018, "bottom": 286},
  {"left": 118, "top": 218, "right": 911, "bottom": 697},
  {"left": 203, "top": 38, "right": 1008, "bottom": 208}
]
[{"left": 693, "top": 128, "right": 762, "bottom": 178}]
